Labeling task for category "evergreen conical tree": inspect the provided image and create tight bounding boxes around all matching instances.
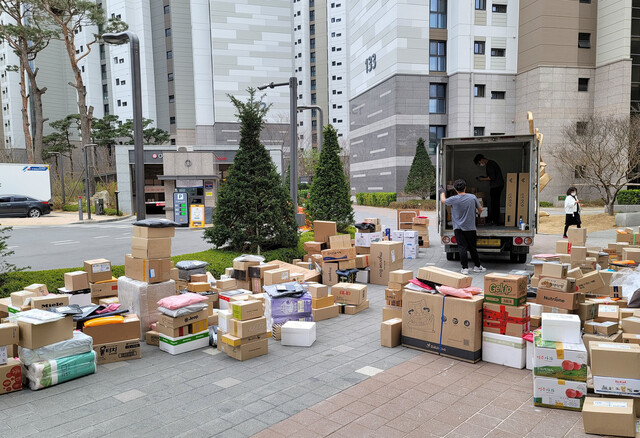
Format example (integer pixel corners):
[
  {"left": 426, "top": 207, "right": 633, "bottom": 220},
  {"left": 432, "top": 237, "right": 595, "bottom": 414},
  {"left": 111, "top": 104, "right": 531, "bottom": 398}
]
[
  {"left": 306, "top": 124, "right": 354, "bottom": 232},
  {"left": 204, "top": 89, "right": 298, "bottom": 252},
  {"left": 405, "top": 137, "right": 436, "bottom": 199}
]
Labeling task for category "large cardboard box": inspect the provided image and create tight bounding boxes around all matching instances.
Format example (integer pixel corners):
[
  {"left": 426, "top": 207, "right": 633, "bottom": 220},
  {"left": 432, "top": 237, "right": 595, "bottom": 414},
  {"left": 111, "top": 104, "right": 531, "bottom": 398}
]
[
  {"left": 312, "top": 304, "right": 339, "bottom": 321},
  {"left": 516, "top": 173, "right": 530, "bottom": 223},
  {"left": 567, "top": 228, "right": 587, "bottom": 246},
  {"left": 329, "top": 234, "right": 351, "bottom": 249},
  {"left": 582, "top": 397, "right": 636, "bottom": 437},
  {"left": 482, "top": 303, "right": 530, "bottom": 337},
  {"left": 536, "top": 289, "right": 580, "bottom": 310},
  {"left": 228, "top": 316, "right": 267, "bottom": 338},
  {"left": 381, "top": 318, "right": 402, "bottom": 348},
  {"left": 23, "top": 284, "right": 48, "bottom": 296},
  {"left": 331, "top": 283, "right": 367, "bottom": 306},
  {"left": 533, "top": 335, "right": 587, "bottom": 381},
  {"left": 483, "top": 273, "right": 527, "bottom": 306},
  {"left": 131, "top": 237, "right": 172, "bottom": 259},
  {"left": 221, "top": 337, "right": 268, "bottom": 361},
  {"left": 402, "top": 291, "right": 483, "bottom": 363},
  {"left": 64, "top": 271, "right": 90, "bottom": 291},
  {"left": 313, "top": 221, "right": 337, "bottom": 244},
  {"left": 18, "top": 315, "right": 74, "bottom": 350},
  {"left": 124, "top": 254, "right": 171, "bottom": 284},
  {"left": 591, "top": 342, "right": 640, "bottom": 379},
  {"left": 0, "top": 358, "right": 22, "bottom": 394},
  {"left": 90, "top": 278, "right": 118, "bottom": 298},
  {"left": 30, "top": 294, "right": 70, "bottom": 310},
  {"left": 504, "top": 173, "right": 518, "bottom": 227},
  {"left": 370, "top": 241, "right": 403, "bottom": 285},
  {"left": 133, "top": 225, "right": 175, "bottom": 239},
  {"left": 320, "top": 262, "right": 337, "bottom": 286},
  {"left": 83, "top": 314, "right": 141, "bottom": 345},
  {"left": 575, "top": 271, "right": 605, "bottom": 294},
  {"left": 263, "top": 268, "right": 290, "bottom": 286},
  {"left": 83, "top": 258, "right": 112, "bottom": 283},
  {"left": 94, "top": 339, "right": 142, "bottom": 364},
  {"left": 157, "top": 308, "right": 209, "bottom": 329},
  {"left": 418, "top": 266, "right": 472, "bottom": 289},
  {"left": 533, "top": 376, "right": 586, "bottom": 411},
  {"left": 321, "top": 247, "right": 356, "bottom": 262},
  {"left": 0, "top": 323, "right": 18, "bottom": 346}
]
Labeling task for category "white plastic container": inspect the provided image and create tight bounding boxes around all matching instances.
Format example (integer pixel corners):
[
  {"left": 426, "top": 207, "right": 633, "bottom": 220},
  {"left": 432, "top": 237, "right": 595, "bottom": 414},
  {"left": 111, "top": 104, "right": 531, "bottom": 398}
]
[
  {"left": 218, "top": 309, "right": 232, "bottom": 333},
  {"left": 526, "top": 339, "right": 533, "bottom": 370},
  {"left": 281, "top": 321, "right": 316, "bottom": 347},
  {"left": 391, "top": 231, "right": 405, "bottom": 242},
  {"left": 528, "top": 302, "right": 543, "bottom": 318},
  {"left": 541, "top": 313, "right": 581, "bottom": 344},
  {"left": 482, "top": 332, "right": 525, "bottom": 369}
]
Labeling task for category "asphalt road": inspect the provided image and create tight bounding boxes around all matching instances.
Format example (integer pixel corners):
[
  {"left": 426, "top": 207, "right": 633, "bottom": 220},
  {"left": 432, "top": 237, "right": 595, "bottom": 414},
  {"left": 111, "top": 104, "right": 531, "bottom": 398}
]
[{"left": 4, "top": 217, "right": 211, "bottom": 270}]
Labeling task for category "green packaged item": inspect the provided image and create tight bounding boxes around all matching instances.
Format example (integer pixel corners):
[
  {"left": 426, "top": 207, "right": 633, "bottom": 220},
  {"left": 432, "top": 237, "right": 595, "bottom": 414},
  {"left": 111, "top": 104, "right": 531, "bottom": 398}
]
[{"left": 24, "top": 351, "right": 96, "bottom": 390}]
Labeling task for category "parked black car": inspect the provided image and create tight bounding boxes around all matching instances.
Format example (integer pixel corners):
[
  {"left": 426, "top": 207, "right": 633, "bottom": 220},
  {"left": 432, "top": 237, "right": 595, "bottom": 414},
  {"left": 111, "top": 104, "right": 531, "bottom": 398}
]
[{"left": 0, "top": 195, "right": 52, "bottom": 218}]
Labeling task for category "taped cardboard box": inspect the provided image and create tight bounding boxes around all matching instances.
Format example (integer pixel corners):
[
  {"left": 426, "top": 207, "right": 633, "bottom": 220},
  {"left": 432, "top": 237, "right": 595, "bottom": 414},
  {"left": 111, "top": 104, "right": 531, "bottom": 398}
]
[
  {"left": 591, "top": 342, "right": 640, "bottom": 379},
  {"left": 532, "top": 335, "right": 587, "bottom": 381},
  {"left": 187, "top": 282, "right": 211, "bottom": 293},
  {"left": 329, "top": 234, "right": 352, "bottom": 249},
  {"left": 331, "top": 283, "right": 367, "bottom": 306},
  {"left": 621, "top": 316, "right": 640, "bottom": 334},
  {"left": 584, "top": 320, "right": 619, "bottom": 336},
  {"left": 133, "top": 225, "right": 175, "bottom": 239},
  {"left": 418, "top": 266, "right": 472, "bottom": 289},
  {"left": 482, "top": 303, "right": 530, "bottom": 337},
  {"left": 131, "top": 237, "right": 172, "bottom": 259},
  {"left": 90, "top": 278, "right": 119, "bottom": 298},
  {"left": 313, "top": 221, "right": 337, "bottom": 244},
  {"left": 312, "top": 295, "right": 335, "bottom": 309},
  {"left": 83, "top": 258, "right": 112, "bottom": 283},
  {"left": 536, "top": 289, "right": 581, "bottom": 311},
  {"left": 64, "top": 271, "right": 90, "bottom": 292},
  {"left": 339, "top": 299, "right": 370, "bottom": 315},
  {"left": 30, "top": 294, "right": 70, "bottom": 310},
  {"left": 355, "top": 255, "right": 370, "bottom": 269},
  {"left": 402, "top": 291, "right": 483, "bottom": 363},
  {"left": 117, "top": 277, "right": 176, "bottom": 339},
  {"left": 0, "top": 358, "right": 22, "bottom": 394},
  {"left": 228, "top": 316, "right": 267, "bottom": 338},
  {"left": 533, "top": 376, "right": 586, "bottom": 411},
  {"left": 483, "top": 273, "right": 527, "bottom": 306},
  {"left": 221, "top": 337, "right": 268, "bottom": 361},
  {"left": 17, "top": 315, "right": 74, "bottom": 350},
  {"left": 567, "top": 228, "right": 587, "bottom": 246},
  {"left": 322, "top": 262, "right": 339, "bottom": 286},
  {"left": 556, "top": 240, "right": 571, "bottom": 254},
  {"left": 575, "top": 271, "right": 605, "bottom": 294},
  {"left": 94, "top": 339, "right": 141, "bottom": 364},
  {"left": 582, "top": 331, "right": 623, "bottom": 366},
  {"left": 389, "top": 270, "right": 413, "bottom": 284},
  {"left": 370, "top": 241, "right": 403, "bottom": 285},
  {"left": 124, "top": 255, "right": 171, "bottom": 284},
  {"left": 83, "top": 314, "right": 141, "bottom": 345},
  {"left": 231, "top": 300, "right": 263, "bottom": 321},
  {"left": 263, "top": 269, "right": 290, "bottom": 286},
  {"left": 312, "top": 304, "right": 339, "bottom": 321},
  {"left": 582, "top": 397, "right": 636, "bottom": 438},
  {"left": 381, "top": 318, "right": 402, "bottom": 348}
]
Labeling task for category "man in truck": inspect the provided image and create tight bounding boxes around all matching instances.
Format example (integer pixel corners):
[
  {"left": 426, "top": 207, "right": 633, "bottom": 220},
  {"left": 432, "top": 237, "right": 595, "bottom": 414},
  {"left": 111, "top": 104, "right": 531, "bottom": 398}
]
[
  {"left": 473, "top": 154, "right": 504, "bottom": 226},
  {"left": 439, "top": 179, "right": 486, "bottom": 275}
]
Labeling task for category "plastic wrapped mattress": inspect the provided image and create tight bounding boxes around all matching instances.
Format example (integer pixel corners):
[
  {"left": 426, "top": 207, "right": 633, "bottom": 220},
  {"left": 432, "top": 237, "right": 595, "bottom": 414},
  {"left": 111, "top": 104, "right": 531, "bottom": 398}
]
[
  {"left": 24, "top": 351, "right": 96, "bottom": 390},
  {"left": 118, "top": 276, "right": 175, "bottom": 338},
  {"left": 19, "top": 331, "right": 93, "bottom": 367}
]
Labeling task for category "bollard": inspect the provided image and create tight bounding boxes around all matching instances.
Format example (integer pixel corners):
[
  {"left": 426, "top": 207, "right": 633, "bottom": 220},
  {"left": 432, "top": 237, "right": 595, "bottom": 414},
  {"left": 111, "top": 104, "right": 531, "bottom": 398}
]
[{"left": 78, "top": 196, "right": 83, "bottom": 221}]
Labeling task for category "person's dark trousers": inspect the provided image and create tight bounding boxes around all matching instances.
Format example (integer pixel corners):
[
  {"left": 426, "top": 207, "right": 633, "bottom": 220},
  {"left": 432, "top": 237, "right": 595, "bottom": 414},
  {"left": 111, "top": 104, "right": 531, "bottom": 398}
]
[
  {"left": 454, "top": 229, "right": 481, "bottom": 269},
  {"left": 489, "top": 186, "right": 503, "bottom": 225}
]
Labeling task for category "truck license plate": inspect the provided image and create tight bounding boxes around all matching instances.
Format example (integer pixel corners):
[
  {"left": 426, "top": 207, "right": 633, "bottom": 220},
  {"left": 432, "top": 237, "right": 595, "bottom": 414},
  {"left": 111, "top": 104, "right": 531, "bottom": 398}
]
[{"left": 477, "top": 238, "right": 501, "bottom": 247}]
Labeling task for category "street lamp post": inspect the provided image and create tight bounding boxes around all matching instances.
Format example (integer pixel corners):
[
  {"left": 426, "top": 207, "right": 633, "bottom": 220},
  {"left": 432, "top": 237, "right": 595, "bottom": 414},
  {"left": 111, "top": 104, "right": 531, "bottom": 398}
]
[
  {"left": 83, "top": 143, "right": 98, "bottom": 220},
  {"left": 102, "top": 31, "right": 145, "bottom": 220},
  {"left": 297, "top": 105, "right": 323, "bottom": 152}
]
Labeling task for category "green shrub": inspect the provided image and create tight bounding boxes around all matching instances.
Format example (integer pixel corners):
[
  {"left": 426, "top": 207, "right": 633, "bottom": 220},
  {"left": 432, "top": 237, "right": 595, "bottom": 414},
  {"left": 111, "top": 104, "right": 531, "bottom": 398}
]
[
  {"left": 539, "top": 201, "right": 553, "bottom": 208},
  {"left": 62, "top": 203, "right": 121, "bottom": 216},
  {"left": 388, "top": 199, "right": 436, "bottom": 210},
  {"left": 298, "top": 189, "right": 310, "bottom": 206},
  {"left": 356, "top": 192, "right": 397, "bottom": 207},
  {"left": 298, "top": 183, "right": 310, "bottom": 190},
  {"left": 617, "top": 190, "right": 640, "bottom": 205}
]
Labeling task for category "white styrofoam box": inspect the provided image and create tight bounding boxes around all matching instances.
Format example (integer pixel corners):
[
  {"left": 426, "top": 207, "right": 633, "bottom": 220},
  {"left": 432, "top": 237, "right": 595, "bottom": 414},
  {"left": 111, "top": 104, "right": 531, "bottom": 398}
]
[
  {"left": 0, "top": 346, "right": 7, "bottom": 365},
  {"left": 68, "top": 292, "right": 91, "bottom": 307},
  {"left": 480, "top": 207, "right": 488, "bottom": 218},
  {"left": 355, "top": 269, "right": 369, "bottom": 284},
  {"left": 403, "top": 243, "right": 418, "bottom": 260},
  {"left": 281, "top": 321, "right": 316, "bottom": 347},
  {"left": 355, "top": 231, "right": 383, "bottom": 248},
  {"left": 219, "top": 290, "right": 252, "bottom": 310},
  {"left": 218, "top": 309, "right": 232, "bottom": 333},
  {"left": 159, "top": 331, "right": 209, "bottom": 355},
  {"left": 541, "top": 313, "right": 581, "bottom": 344},
  {"left": 526, "top": 339, "right": 533, "bottom": 370},
  {"left": 403, "top": 230, "right": 419, "bottom": 244},
  {"left": 117, "top": 276, "right": 176, "bottom": 339},
  {"left": 391, "top": 231, "right": 405, "bottom": 242},
  {"left": 482, "top": 332, "right": 526, "bottom": 369},
  {"left": 529, "top": 303, "right": 543, "bottom": 318}
]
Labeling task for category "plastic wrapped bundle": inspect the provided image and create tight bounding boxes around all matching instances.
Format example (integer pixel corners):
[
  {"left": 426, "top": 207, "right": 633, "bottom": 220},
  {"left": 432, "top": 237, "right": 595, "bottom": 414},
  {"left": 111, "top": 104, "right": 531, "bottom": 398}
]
[
  {"left": 118, "top": 276, "right": 175, "bottom": 338},
  {"left": 175, "top": 260, "right": 209, "bottom": 281},
  {"left": 19, "top": 331, "right": 93, "bottom": 367},
  {"left": 265, "top": 292, "right": 312, "bottom": 328},
  {"left": 24, "top": 351, "right": 96, "bottom": 390}
]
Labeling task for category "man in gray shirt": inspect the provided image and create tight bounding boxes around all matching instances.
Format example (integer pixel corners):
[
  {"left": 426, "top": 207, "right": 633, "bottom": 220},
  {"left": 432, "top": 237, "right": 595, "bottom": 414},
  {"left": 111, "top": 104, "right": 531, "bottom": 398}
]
[{"left": 439, "top": 179, "right": 486, "bottom": 275}]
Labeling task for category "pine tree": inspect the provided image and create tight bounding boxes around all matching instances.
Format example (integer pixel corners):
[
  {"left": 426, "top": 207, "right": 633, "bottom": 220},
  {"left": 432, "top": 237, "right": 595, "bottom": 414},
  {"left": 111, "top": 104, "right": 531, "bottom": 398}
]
[
  {"left": 306, "top": 124, "right": 354, "bottom": 232},
  {"left": 204, "top": 89, "right": 298, "bottom": 252},
  {"left": 405, "top": 137, "right": 436, "bottom": 199}
]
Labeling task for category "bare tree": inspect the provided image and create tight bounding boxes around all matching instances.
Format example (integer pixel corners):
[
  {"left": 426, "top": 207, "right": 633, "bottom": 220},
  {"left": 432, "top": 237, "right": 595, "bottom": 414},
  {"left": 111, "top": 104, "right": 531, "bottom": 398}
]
[{"left": 552, "top": 114, "right": 640, "bottom": 215}]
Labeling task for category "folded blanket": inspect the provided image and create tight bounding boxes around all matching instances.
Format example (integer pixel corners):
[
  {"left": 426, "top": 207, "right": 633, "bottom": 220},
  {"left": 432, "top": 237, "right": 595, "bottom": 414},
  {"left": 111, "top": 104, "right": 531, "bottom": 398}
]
[
  {"left": 24, "top": 351, "right": 96, "bottom": 390},
  {"left": 19, "top": 331, "right": 93, "bottom": 366}
]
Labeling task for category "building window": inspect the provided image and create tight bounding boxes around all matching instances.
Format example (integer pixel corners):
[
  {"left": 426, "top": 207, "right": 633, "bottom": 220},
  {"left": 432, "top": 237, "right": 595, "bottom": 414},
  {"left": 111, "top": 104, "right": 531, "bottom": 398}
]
[
  {"left": 429, "top": 83, "right": 446, "bottom": 114},
  {"left": 474, "top": 127, "right": 485, "bottom": 136},
  {"left": 474, "top": 84, "right": 485, "bottom": 97},
  {"left": 170, "top": 117, "right": 176, "bottom": 125},
  {"left": 311, "top": 79, "right": 316, "bottom": 90},
  {"left": 166, "top": 51, "right": 173, "bottom": 59},
  {"left": 429, "top": 125, "right": 445, "bottom": 154},
  {"left": 117, "top": 99, "right": 121, "bottom": 107},
  {"left": 491, "top": 48, "right": 506, "bottom": 57},
  {"left": 310, "top": 38, "right": 315, "bottom": 49},
  {"left": 429, "top": 40, "right": 446, "bottom": 72},
  {"left": 492, "top": 4, "right": 507, "bottom": 13},
  {"left": 170, "top": 139, "right": 176, "bottom": 145},
  {"left": 164, "top": 5, "right": 170, "bottom": 14},
  {"left": 310, "top": 52, "right": 316, "bottom": 63},
  {"left": 310, "top": 24, "right": 315, "bottom": 35},
  {"left": 165, "top": 28, "right": 171, "bottom": 37},
  {"left": 475, "top": 0, "right": 486, "bottom": 10},
  {"left": 168, "top": 73, "right": 174, "bottom": 81},
  {"left": 169, "top": 95, "right": 175, "bottom": 103},
  {"left": 104, "top": 104, "right": 109, "bottom": 115},
  {"left": 579, "top": 0, "right": 591, "bottom": 3},
  {"left": 576, "top": 121, "right": 588, "bottom": 135},
  {"left": 116, "top": 78, "right": 120, "bottom": 86},
  {"left": 578, "top": 78, "right": 589, "bottom": 91},
  {"left": 474, "top": 41, "right": 485, "bottom": 55},
  {"left": 310, "top": 10, "right": 315, "bottom": 21},
  {"left": 491, "top": 91, "right": 506, "bottom": 99},
  {"left": 430, "top": 0, "right": 446, "bottom": 29},
  {"left": 311, "top": 66, "right": 316, "bottom": 77},
  {"left": 311, "top": 93, "right": 317, "bottom": 104},
  {"left": 122, "top": 101, "right": 127, "bottom": 106},
  {"left": 578, "top": 33, "right": 591, "bottom": 48}
]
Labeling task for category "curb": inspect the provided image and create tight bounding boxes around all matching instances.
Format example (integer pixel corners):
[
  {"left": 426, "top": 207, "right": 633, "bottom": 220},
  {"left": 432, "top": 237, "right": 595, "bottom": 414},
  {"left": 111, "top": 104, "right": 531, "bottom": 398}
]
[{"left": 70, "top": 214, "right": 134, "bottom": 225}]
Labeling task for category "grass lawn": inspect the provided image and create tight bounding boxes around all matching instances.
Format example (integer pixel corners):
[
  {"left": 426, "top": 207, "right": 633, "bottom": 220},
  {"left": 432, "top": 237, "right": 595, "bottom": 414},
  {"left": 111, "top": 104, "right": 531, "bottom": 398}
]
[{"left": 537, "top": 213, "right": 616, "bottom": 235}]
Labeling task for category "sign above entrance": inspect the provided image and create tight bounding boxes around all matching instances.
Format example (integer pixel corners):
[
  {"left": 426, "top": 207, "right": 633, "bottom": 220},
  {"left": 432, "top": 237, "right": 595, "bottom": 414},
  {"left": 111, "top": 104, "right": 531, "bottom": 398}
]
[{"left": 176, "top": 179, "right": 203, "bottom": 188}]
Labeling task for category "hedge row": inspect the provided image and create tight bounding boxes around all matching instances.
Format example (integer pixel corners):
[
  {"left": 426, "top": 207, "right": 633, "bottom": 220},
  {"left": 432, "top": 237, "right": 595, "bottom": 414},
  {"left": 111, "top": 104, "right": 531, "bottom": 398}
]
[
  {"left": 62, "top": 203, "right": 121, "bottom": 216},
  {"left": 356, "top": 192, "right": 397, "bottom": 207},
  {"left": 616, "top": 190, "right": 640, "bottom": 205}
]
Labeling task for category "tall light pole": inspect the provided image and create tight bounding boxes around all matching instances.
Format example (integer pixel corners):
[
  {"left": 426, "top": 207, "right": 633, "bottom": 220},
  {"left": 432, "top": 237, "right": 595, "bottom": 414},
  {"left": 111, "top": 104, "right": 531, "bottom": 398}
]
[
  {"left": 297, "top": 105, "right": 323, "bottom": 152},
  {"left": 102, "top": 31, "right": 145, "bottom": 220},
  {"left": 83, "top": 143, "right": 98, "bottom": 219}
]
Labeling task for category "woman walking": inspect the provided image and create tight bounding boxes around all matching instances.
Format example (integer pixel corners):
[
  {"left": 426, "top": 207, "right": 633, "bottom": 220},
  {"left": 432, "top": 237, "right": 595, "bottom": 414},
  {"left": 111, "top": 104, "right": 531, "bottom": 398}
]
[{"left": 563, "top": 187, "right": 581, "bottom": 238}]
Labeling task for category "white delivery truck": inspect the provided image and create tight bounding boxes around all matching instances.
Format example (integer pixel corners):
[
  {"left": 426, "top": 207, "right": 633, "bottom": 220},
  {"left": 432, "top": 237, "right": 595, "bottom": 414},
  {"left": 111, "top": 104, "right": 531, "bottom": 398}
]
[
  {"left": 0, "top": 163, "right": 52, "bottom": 201},
  {"left": 437, "top": 135, "right": 539, "bottom": 263}
]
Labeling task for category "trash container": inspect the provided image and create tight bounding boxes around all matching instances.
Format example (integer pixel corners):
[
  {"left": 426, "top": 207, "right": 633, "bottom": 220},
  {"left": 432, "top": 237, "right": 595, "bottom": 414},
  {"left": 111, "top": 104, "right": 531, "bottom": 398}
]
[{"left": 94, "top": 199, "right": 105, "bottom": 215}]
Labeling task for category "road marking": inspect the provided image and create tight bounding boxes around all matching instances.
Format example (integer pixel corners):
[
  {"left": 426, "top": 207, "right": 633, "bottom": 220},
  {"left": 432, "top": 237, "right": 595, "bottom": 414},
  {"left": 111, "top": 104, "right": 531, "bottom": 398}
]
[
  {"left": 115, "top": 236, "right": 131, "bottom": 240},
  {"left": 7, "top": 246, "right": 18, "bottom": 249},
  {"left": 52, "top": 241, "right": 79, "bottom": 246},
  {"left": 93, "top": 235, "right": 109, "bottom": 239},
  {"left": 50, "top": 240, "right": 75, "bottom": 244}
]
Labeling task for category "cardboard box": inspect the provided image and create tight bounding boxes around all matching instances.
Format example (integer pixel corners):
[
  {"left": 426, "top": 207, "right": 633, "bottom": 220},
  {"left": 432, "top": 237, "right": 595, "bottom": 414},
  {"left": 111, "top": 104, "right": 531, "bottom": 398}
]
[
  {"left": 533, "top": 334, "right": 587, "bottom": 381},
  {"left": 64, "top": 271, "right": 90, "bottom": 291},
  {"left": 30, "top": 294, "right": 70, "bottom": 310},
  {"left": 381, "top": 318, "right": 402, "bottom": 348},
  {"left": 382, "top": 306, "right": 402, "bottom": 321},
  {"left": 536, "top": 289, "right": 580, "bottom": 311},
  {"left": 538, "top": 277, "right": 575, "bottom": 293},
  {"left": 329, "top": 234, "right": 351, "bottom": 249},
  {"left": 313, "top": 221, "right": 337, "bottom": 244},
  {"left": 187, "top": 282, "right": 211, "bottom": 293},
  {"left": 123, "top": 255, "right": 171, "bottom": 284},
  {"left": 221, "top": 331, "right": 270, "bottom": 347},
  {"left": 248, "top": 264, "right": 280, "bottom": 279},
  {"left": 263, "top": 268, "right": 290, "bottom": 286},
  {"left": 582, "top": 331, "right": 623, "bottom": 365},
  {"left": 575, "top": 271, "right": 605, "bottom": 294},
  {"left": 555, "top": 240, "right": 571, "bottom": 255},
  {"left": 23, "top": 284, "right": 48, "bottom": 296},
  {"left": 18, "top": 315, "right": 74, "bottom": 349},
  {"left": 593, "top": 375, "right": 640, "bottom": 397},
  {"left": 505, "top": 173, "right": 518, "bottom": 227},
  {"left": 570, "top": 246, "right": 587, "bottom": 262},
  {"left": 338, "top": 259, "right": 356, "bottom": 270},
  {"left": 133, "top": 225, "right": 175, "bottom": 239},
  {"left": 131, "top": 237, "right": 172, "bottom": 259},
  {"left": 0, "top": 358, "right": 22, "bottom": 394},
  {"left": 541, "top": 313, "right": 581, "bottom": 344},
  {"left": 567, "top": 268, "right": 583, "bottom": 280},
  {"left": 402, "top": 291, "right": 483, "bottom": 363},
  {"left": 82, "top": 314, "right": 141, "bottom": 345},
  {"left": 321, "top": 247, "right": 356, "bottom": 262},
  {"left": 568, "top": 228, "right": 587, "bottom": 246},
  {"left": 157, "top": 309, "right": 209, "bottom": 330},
  {"left": 516, "top": 173, "right": 529, "bottom": 223},
  {"left": 483, "top": 273, "right": 527, "bottom": 306},
  {"left": 418, "top": 266, "right": 472, "bottom": 289},
  {"left": 190, "top": 274, "right": 208, "bottom": 283},
  {"left": 482, "top": 303, "right": 530, "bottom": 337},
  {"left": 0, "top": 323, "right": 18, "bottom": 346},
  {"left": 145, "top": 330, "right": 159, "bottom": 346},
  {"left": 385, "top": 288, "right": 403, "bottom": 306},
  {"left": 582, "top": 397, "right": 636, "bottom": 437},
  {"left": 303, "top": 241, "right": 325, "bottom": 253},
  {"left": 584, "top": 320, "right": 619, "bottom": 336},
  {"left": 331, "top": 283, "right": 367, "bottom": 306},
  {"left": 482, "top": 332, "right": 525, "bottom": 369},
  {"left": 216, "top": 278, "right": 237, "bottom": 291},
  {"left": 389, "top": 270, "right": 413, "bottom": 284},
  {"left": 355, "top": 255, "right": 370, "bottom": 269},
  {"left": 609, "top": 285, "right": 623, "bottom": 299},
  {"left": 541, "top": 263, "right": 568, "bottom": 279},
  {"left": 370, "top": 241, "right": 403, "bottom": 285},
  {"left": 533, "top": 376, "right": 586, "bottom": 411},
  {"left": 312, "top": 304, "right": 339, "bottom": 321},
  {"left": 90, "top": 279, "right": 119, "bottom": 298},
  {"left": 94, "top": 339, "right": 142, "bottom": 364},
  {"left": 622, "top": 316, "right": 640, "bottom": 334},
  {"left": 228, "top": 316, "right": 267, "bottom": 338},
  {"left": 220, "top": 337, "right": 268, "bottom": 361},
  {"left": 596, "top": 305, "right": 620, "bottom": 323},
  {"left": 311, "top": 295, "right": 335, "bottom": 309},
  {"left": 159, "top": 331, "right": 209, "bottom": 355},
  {"left": 591, "top": 342, "right": 640, "bottom": 379},
  {"left": 83, "top": 258, "right": 112, "bottom": 283},
  {"left": 354, "top": 232, "right": 383, "bottom": 248},
  {"left": 340, "top": 299, "right": 370, "bottom": 314},
  {"left": 356, "top": 246, "right": 370, "bottom": 255},
  {"left": 230, "top": 300, "right": 262, "bottom": 321},
  {"left": 307, "top": 284, "right": 328, "bottom": 298},
  {"left": 10, "top": 290, "right": 35, "bottom": 307},
  {"left": 622, "top": 247, "right": 640, "bottom": 262},
  {"left": 622, "top": 333, "right": 640, "bottom": 345}
]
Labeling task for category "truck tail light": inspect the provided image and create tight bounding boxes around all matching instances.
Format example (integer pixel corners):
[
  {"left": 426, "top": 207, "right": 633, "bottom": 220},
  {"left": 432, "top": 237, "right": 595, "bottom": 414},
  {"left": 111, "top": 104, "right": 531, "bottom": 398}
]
[
  {"left": 514, "top": 237, "right": 524, "bottom": 245},
  {"left": 524, "top": 237, "right": 533, "bottom": 245},
  {"left": 451, "top": 236, "right": 457, "bottom": 244},
  {"left": 442, "top": 236, "right": 450, "bottom": 244}
]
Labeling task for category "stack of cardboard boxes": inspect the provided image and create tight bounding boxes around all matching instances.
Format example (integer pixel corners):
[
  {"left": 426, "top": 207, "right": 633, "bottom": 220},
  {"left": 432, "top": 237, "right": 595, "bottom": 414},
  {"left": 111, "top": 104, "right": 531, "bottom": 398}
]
[
  {"left": 219, "top": 299, "right": 269, "bottom": 360},
  {"left": 504, "top": 172, "right": 530, "bottom": 227},
  {"left": 383, "top": 270, "right": 412, "bottom": 322},
  {"left": 319, "top": 227, "right": 358, "bottom": 286},
  {"left": 481, "top": 273, "right": 530, "bottom": 369},
  {"left": 332, "top": 283, "right": 368, "bottom": 314},
  {"left": 0, "top": 323, "right": 20, "bottom": 395},
  {"left": 391, "top": 230, "right": 419, "bottom": 259},
  {"left": 156, "top": 294, "right": 210, "bottom": 355},
  {"left": 412, "top": 216, "right": 429, "bottom": 248},
  {"left": 354, "top": 218, "right": 383, "bottom": 259},
  {"left": 309, "top": 283, "right": 339, "bottom": 322},
  {"left": 59, "top": 271, "right": 91, "bottom": 306},
  {"left": 84, "top": 258, "right": 118, "bottom": 304},
  {"left": 84, "top": 313, "right": 142, "bottom": 364}
]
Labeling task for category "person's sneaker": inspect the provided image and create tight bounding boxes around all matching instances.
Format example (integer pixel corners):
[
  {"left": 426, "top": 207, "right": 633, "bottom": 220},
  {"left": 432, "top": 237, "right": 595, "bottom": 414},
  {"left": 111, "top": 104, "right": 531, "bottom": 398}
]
[
  {"left": 473, "top": 266, "right": 487, "bottom": 273},
  {"left": 461, "top": 268, "right": 469, "bottom": 275},
  {"left": 562, "top": 235, "right": 568, "bottom": 239}
]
